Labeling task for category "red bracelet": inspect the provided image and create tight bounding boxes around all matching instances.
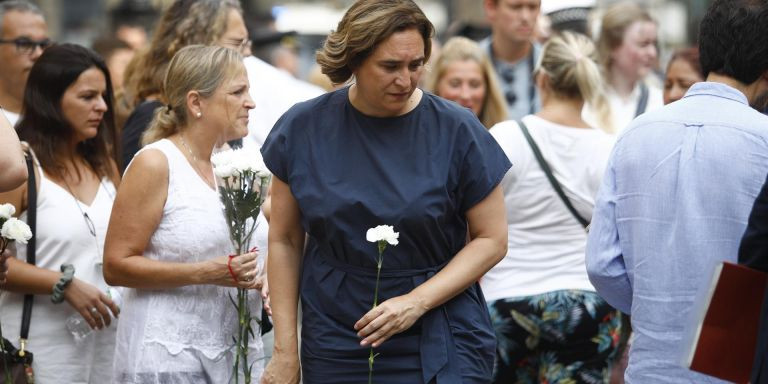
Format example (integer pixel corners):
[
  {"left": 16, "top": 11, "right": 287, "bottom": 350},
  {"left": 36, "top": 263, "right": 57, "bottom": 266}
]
[
  {"left": 227, "top": 255, "right": 238, "bottom": 284},
  {"left": 227, "top": 247, "right": 259, "bottom": 284}
]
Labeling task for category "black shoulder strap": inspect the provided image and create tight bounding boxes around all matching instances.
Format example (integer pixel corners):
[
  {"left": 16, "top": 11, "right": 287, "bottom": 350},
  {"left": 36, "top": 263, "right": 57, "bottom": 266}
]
[
  {"left": 517, "top": 120, "right": 589, "bottom": 229},
  {"left": 635, "top": 83, "right": 649, "bottom": 118},
  {"left": 21, "top": 154, "right": 36, "bottom": 340}
]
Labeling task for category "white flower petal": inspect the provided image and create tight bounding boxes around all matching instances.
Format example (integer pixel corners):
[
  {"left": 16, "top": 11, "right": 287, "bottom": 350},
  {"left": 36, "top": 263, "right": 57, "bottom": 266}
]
[
  {"left": 1, "top": 218, "right": 32, "bottom": 244},
  {"left": 0, "top": 203, "right": 15, "bottom": 220},
  {"left": 366, "top": 225, "right": 399, "bottom": 245}
]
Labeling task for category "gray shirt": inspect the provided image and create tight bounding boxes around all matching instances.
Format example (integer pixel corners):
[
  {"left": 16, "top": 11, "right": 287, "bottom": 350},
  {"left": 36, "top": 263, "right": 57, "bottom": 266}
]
[{"left": 480, "top": 36, "right": 541, "bottom": 121}]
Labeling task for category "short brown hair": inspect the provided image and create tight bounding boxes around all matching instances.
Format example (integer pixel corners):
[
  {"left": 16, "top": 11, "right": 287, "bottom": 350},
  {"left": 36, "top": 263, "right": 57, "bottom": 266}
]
[{"left": 316, "top": 0, "right": 434, "bottom": 84}]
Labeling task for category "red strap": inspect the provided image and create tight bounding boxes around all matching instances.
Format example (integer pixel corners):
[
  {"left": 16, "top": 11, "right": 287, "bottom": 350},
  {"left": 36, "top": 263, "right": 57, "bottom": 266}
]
[
  {"left": 226, "top": 247, "right": 259, "bottom": 284},
  {"left": 227, "top": 255, "right": 238, "bottom": 284}
]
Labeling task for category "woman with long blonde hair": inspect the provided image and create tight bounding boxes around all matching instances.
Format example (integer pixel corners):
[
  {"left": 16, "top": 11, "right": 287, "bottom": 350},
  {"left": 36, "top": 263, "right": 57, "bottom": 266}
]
[
  {"left": 425, "top": 36, "right": 507, "bottom": 128},
  {"left": 484, "top": 32, "right": 621, "bottom": 383},
  {"left": 103, "top": 45, "right": 262, "bottom": 383}
]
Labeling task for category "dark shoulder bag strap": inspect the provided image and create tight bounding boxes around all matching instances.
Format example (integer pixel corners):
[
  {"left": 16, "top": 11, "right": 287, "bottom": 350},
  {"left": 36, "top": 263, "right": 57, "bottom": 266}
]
[
  {"left": 517, "top": 120, "right": 590, "bottom": 229},
  {"left": 20, "top": 153, "right": 37, "bottom": 351},
  {"left": 634, "top": 82, "right": 649, "bottom": 118}
]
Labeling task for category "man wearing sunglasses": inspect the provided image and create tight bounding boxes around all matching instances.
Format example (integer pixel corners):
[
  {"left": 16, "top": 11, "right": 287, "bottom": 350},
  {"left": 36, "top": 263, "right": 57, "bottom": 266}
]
[
  {"left": 0, "top": 1, "right": 49, "bottom": 126},
  {"left": 481, "top": 0, "right": 541, "bottom": 120}
]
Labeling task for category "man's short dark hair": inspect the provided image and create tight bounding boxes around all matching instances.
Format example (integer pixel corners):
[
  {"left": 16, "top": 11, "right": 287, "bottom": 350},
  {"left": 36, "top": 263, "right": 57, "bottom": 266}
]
[{"left": 699, "top": 0, "right": 768, "bottom": 84}]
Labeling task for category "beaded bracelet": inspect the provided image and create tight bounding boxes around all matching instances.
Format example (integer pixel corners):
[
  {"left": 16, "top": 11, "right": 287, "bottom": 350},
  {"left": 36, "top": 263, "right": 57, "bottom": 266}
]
[{"left": 51, "top": 263, "right": 75, "bottom": 304}]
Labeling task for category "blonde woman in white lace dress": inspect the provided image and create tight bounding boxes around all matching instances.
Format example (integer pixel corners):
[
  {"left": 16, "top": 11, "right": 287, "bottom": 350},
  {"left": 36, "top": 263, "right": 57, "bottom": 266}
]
[{"left": 103, "top": 45, "right": 264, "bottom": 383}]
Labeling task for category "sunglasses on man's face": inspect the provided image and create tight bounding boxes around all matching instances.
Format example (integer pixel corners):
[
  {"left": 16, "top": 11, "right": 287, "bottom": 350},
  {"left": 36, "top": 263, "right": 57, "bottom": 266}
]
[
  {"left": 0, "top": 37, "right": 52, "bottom": 55},
  {"left": 500, "top": 67, "right": 518, "bottom": 105}
]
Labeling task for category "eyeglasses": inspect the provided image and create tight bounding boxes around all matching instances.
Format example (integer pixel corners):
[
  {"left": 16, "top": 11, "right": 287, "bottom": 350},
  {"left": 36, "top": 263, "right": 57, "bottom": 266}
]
[
  {"left": 83, "top": 212, "right": 96, "bottom": 237},
  {"left": 237, "top": 39, "right": 252, "bottom": 54},
  {"left": 224, "top": 38, "right": 251, "bottom": 55},
  {"left": 0, "top": 37, "right": 52, "bottom": 55}
]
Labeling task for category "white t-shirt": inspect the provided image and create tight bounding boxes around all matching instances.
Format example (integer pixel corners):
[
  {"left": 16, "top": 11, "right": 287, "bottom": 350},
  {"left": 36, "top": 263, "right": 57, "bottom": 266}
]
[
  {"left": 1, "top": 108, "right": 19, "bottom": 127},
  {"left": 242, "top": 56, "right": 325, "bottom": 149},
  {"left": 583, "top": 80, "right": 663, "bottom": 134},
  {"left": 481, "top": 115, "right": 615, "bottom": 301}
]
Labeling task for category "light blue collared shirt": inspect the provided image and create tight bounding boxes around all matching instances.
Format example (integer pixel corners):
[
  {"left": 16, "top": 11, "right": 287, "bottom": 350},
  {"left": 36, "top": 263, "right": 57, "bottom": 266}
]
[{"left": 587, "top": 82, "right": 768, "bottom": 383}]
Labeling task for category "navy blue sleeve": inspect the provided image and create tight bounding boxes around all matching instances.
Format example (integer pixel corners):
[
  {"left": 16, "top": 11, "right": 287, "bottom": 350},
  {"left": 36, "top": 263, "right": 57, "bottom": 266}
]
[
  {"left": 260, "top": 108, "right": 295, "bottom": 183},
  {"left": 456, "top": 115, "right": 512, "bottom": 214},
  {"left": 739, "top": 172, "right": 768, "bottom": 273}
]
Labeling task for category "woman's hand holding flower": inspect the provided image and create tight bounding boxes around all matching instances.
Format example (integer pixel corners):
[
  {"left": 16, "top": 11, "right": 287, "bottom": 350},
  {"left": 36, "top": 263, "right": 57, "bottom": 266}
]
[
  {"left": 354, "top": 292, "right": 427, "bottom": 348},
  {"left": 210, "top": 249, "right": 260, "bottom": 289},
  {"left": 63, "top": 278, "right": 120, "bottom": 330}
]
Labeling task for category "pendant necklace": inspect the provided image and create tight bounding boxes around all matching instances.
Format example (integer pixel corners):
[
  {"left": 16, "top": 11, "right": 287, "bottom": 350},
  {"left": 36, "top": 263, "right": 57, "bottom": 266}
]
[{"left": 179, "top": 134, "right": 215, "bottom": 189}]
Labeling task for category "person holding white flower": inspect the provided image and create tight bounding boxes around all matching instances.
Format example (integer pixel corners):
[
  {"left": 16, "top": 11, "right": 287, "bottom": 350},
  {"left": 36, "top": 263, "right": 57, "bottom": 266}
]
[
  {"left": 260, "top": 1, "right": 510, "bottom": 383},
  {"left": 103, "top": 45, "right": 265, "bottom": 383},
  {"left": 0, "top": 44, "right": 121, "bottom": 383}
]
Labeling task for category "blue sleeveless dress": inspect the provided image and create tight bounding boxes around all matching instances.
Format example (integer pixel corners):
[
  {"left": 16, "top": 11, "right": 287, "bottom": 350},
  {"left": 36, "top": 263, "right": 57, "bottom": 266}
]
[{"left": 261, "top": 87, "right": 511, "bottom": 383}]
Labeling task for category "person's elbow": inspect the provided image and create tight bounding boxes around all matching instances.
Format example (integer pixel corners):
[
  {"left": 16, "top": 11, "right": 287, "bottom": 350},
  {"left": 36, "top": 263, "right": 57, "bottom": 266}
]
[
  {"left": 102, "top": 245, "right": 127, "bottom": 287},
  {"left": 481, "top": 229, "right": 508, "bottom": 267},
  {"left": 586, "top": 260, "right": 632, "bottom": 314},
  {"left": 102, "top": 255, "right": 119, "bottom": 286},
  {"left": 0, "top": 161, "right": 27, "bottom": 192}
]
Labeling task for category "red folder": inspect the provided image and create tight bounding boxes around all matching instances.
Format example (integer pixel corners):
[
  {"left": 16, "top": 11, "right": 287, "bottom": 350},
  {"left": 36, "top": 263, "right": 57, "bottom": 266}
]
[{"left": 684, "top": 262, "right": 768, "bottom": 383}]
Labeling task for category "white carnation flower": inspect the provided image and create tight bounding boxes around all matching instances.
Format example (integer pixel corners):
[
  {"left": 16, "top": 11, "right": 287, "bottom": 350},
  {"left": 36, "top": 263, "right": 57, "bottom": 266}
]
[
  {"left": 229, "top": 147, "right": 271, "bottom": 178},
  {"left": 1, "top": 218, "right": 32, "bottom": 244},
  {"left": 0, "top": 203, "right": 15, "bottom": 220},
  {"left": 214, "top": 164, "right": 238, "bottom": 179},
  {"left": 366, "top": 225, "right": 399, "bottom": 246},
  {"left": 211, "top": 149, "right": 235, "bottom": 168},
  {"left": 212, "top": 150, "right": 238, "bottom": 178}
]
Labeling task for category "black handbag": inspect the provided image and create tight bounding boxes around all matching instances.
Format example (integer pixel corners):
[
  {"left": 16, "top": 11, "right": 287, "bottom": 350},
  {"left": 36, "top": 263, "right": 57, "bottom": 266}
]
[{"left": 0, "top": 153, "right": 37, "bottom": 383}]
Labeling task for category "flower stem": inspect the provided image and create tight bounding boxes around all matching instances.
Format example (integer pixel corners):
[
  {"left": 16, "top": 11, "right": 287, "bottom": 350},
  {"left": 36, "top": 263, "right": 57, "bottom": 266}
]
[{"left": 368, "top": 241, "right": 386, "bottom": 384}]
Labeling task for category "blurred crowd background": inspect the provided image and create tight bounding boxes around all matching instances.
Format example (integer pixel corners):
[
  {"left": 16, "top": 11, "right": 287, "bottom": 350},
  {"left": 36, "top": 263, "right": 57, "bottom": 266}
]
[{"left": 23, "top": 0, "right": 712, "bottom": 86}]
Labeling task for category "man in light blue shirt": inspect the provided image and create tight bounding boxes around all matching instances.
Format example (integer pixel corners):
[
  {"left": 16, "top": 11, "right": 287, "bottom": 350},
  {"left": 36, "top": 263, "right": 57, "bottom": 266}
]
[{"left": 586, "top": 0, "right": 768, "bottom": 382}]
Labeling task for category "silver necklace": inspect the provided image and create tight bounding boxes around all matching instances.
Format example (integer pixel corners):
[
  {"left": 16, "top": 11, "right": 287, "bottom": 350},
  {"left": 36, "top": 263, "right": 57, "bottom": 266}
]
[
  {"left": 179, "top": 134, "right": 215, "bottom": 188},
  {"left": 61, "top": 173, "right": 112, "bottom": 237}
]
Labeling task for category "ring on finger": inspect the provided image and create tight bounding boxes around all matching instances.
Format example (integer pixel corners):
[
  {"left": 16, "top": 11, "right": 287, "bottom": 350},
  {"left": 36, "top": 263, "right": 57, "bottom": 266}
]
[{"left": 90, "top": 307, "right": 99, "bottom": 314}]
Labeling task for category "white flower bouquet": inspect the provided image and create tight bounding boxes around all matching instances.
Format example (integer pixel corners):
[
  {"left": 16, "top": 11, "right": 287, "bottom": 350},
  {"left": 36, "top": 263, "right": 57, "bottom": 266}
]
[{"left": 211, "top": 147, "right": 270, "bottom": 384}]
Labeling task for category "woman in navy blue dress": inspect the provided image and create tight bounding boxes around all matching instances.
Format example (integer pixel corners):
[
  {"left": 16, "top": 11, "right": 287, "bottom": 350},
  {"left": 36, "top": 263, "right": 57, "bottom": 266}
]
[{"left": 260, "top": 1, "right": 511, "bottom": 383}]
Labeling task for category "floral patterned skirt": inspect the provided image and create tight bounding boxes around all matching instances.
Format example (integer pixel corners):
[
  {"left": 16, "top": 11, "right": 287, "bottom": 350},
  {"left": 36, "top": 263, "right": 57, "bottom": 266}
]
[{"left": 487, "top": 290, "right": 623, "bottom": 384}]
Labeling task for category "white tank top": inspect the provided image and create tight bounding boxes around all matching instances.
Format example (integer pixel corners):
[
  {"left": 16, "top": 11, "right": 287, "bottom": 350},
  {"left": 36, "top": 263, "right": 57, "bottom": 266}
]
[
  {"left": 0, "top": 154, "right": 117, "bottom": 383},
  {"left": 113, "top": 139, "right": 263, "bottom": 369}
]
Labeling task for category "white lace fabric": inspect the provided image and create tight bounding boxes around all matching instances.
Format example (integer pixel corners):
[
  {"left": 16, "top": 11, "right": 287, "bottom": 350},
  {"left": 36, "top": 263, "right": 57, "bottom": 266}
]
[{"left": 114, "top": 139, "right": 264, "bottom": 382}]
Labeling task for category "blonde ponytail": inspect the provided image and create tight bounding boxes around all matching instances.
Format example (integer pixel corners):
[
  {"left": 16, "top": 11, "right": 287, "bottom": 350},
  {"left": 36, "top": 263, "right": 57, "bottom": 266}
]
[
  {"left": 141, "top": 105, "right": 179, "bottom": 146},
  {"left": 537, "top": 32, "right": 612, "bottom": 131}
]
